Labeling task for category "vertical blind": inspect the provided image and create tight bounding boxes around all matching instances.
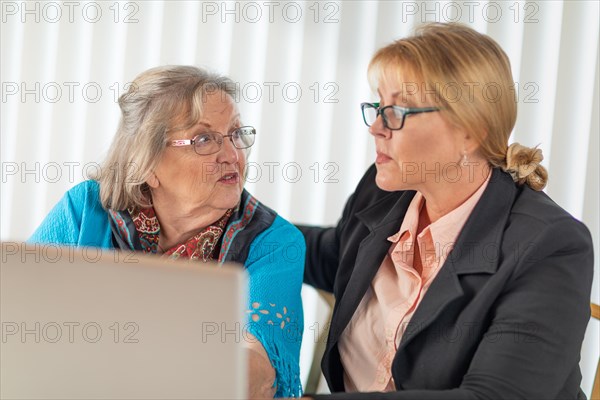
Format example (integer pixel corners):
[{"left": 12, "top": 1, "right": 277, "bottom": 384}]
[{"left": 2, "top": 0, "right": 598, "bottom": 394}]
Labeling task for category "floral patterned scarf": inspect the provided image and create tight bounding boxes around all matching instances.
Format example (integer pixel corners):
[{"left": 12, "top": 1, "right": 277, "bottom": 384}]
[{"left": 108, "top": 207, "right": 233, "bottom": 261}]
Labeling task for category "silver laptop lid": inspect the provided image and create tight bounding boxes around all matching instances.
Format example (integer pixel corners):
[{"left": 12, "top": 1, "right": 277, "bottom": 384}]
[{"left": 1, "top": 242, "right": 247, "bottom": 399}]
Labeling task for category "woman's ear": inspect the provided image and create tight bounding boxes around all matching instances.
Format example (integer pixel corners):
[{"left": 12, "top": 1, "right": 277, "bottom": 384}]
[
  {"left": 463, "top": 130, "right": 485, "bottom": 155},
  {"left": 146, "top": 172, "right": 160, "bottom": 189}
]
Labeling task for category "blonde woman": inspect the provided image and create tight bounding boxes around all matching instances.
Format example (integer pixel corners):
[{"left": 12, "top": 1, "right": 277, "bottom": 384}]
[
  {"left": 300, "top": 23, "right": 593, "bottom": 399},
  {"left": 30, "top": 66, "right": 304, "bottom": 398}
]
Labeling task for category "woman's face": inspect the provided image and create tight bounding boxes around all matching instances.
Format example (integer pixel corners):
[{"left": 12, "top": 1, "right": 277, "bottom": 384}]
[
  {"left": 370, "top": 72, "right": 464, "bottom": 192},
  {"left": 151, "top": 90, "right": 246, "bottom": 214}
]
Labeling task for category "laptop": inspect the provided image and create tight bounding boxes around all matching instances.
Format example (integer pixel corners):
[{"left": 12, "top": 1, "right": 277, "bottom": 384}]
[{"left": 0, "top": 242, "right": 247, "bottom": 399}]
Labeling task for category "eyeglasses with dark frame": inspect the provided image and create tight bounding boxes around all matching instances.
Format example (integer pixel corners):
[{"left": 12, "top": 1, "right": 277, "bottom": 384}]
[
  {"left": 361, "top": 102, "right": 440, "bottom": 130},
  {"left": 167, "top": 126, "right": 256, "bottom": 156}
]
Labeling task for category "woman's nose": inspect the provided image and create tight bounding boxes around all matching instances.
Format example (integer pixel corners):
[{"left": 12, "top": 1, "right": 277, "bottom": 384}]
[
  {"left": 216, "top": 136, "right": 240, "bottom": 164},
  {"left": 369, "top": 114, "right": 390, "bottom": 139}
]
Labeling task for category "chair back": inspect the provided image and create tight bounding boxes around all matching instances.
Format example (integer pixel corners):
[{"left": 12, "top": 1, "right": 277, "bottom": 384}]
[
  {"left": 305, "top": 290, "right": 335, "bottom": 394},
  {"left": 591, "top": 303, "right": 600, "bottom": 400}
]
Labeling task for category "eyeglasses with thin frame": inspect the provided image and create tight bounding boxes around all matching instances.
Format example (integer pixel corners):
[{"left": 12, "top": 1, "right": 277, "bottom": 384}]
[
  {"left": 361, "top": 102, "right": 440, "bottom": 130},
  {"left": 167, "top": 126, "right": 256, "bottom": 155}
]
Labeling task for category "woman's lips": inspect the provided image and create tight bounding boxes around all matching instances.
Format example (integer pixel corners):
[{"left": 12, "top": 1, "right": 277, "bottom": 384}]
[
  {"left": 376, "top": 152, "right": 392, "bottom": 164},
  {"left": 218, "top": 172, "right": 239, "bottom": 184}
]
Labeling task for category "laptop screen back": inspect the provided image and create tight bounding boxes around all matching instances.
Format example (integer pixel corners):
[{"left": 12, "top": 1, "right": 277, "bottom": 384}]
[{"left": 1, "top": 243, "right": 247, "bottom": 399}]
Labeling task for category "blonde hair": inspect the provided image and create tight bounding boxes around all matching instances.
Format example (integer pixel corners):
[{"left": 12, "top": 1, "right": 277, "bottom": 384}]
[
  {"left": 368, "top": 23, "right": 547, "bottom": 190},
  {"left": 95, "top": 65, "right": 238, "bottom": 210}
]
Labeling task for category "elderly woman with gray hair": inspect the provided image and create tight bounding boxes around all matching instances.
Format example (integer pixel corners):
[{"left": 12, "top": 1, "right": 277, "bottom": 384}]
[{"left": 30, "top": 66, "right": 304, "bottom": 398}]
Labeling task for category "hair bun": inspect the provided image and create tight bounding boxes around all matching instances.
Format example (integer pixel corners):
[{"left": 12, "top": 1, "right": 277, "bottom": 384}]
[{"left": 504, "top": 142, "right": 548, "bottom": 191}]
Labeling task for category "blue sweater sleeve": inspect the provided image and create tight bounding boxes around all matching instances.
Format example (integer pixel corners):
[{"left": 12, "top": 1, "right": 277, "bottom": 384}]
[
  {"left": 29, "top": 180, "right": 113, "bottom": 248},
  {"left": 244, "top": 215, "right": 305, "bottom": 397}
]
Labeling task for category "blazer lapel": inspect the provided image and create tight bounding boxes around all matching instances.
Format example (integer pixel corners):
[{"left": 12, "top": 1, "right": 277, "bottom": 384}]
[
  {"left": 397, "top": 169, "right": 518, "bottom": 350},
  {"left": 329, "top": 190, "right": 417, "bottom": 342}
]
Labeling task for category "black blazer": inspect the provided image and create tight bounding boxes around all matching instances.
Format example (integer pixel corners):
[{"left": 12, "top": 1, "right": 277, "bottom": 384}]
[{"left": 300, "top": 165, "right": 593, "bottom": 400}]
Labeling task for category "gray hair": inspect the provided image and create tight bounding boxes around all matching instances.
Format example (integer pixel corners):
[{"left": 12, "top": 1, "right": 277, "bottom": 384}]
[{"left": 95, "top": 65, "right": 238, "bottom": 210}]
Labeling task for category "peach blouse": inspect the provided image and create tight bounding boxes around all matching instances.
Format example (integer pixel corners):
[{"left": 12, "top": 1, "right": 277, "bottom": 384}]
[{"left": 339, "top": 176, "right": 490, "bottom": 392}]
